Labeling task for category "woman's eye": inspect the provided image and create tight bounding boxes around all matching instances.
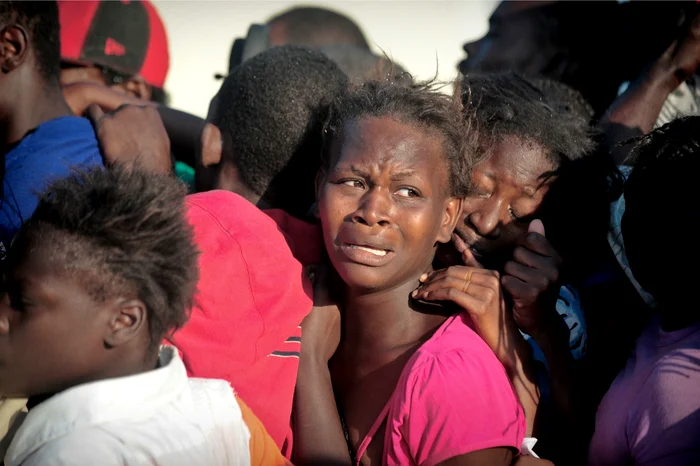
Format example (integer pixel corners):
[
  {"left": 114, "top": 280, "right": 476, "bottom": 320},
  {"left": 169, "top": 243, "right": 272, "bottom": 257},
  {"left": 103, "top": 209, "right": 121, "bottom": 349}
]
[
  {"left": 395, "top": 187, "right": 420, "bottom": 198},
  {"left": 341, "top": 179, "right": 364, "bottom": 188},
  {"left": 508, "top": 206, "right": 531, "bottom": 224},
  {"left": 469, "top": 189, "right": 490, "bottom": 199}
]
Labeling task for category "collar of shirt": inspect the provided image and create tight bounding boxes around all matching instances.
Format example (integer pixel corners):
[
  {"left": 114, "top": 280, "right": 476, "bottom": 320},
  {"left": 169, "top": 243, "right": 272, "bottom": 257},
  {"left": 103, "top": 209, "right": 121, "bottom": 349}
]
[{"left": 5, "top": 346, "right": 187, "bottom": 465}]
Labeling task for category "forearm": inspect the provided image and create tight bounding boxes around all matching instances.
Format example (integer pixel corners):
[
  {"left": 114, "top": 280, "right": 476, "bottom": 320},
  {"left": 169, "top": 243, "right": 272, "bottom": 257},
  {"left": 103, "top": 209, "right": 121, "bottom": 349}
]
[
  {"left": 476, "top": 314, "right": 540, "bottom": 438},
  {"left": 293, "top": 359, "right": 351, "bottom": 466},
  {"left": 601, "top": 68, "right": 680, "bottom": 165},
  {"left": 531, "top": 316, "right": 589, "bottom": 459},
  {"left": 501, "top": 331, "right": 540, "bottom": 438}
]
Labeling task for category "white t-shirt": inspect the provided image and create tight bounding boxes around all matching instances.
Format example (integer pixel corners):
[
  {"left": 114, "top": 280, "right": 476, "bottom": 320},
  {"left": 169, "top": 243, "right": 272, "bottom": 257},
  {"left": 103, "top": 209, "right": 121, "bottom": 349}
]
[{"left": 4, "top": 346, "right": 251, "bottom": 466}]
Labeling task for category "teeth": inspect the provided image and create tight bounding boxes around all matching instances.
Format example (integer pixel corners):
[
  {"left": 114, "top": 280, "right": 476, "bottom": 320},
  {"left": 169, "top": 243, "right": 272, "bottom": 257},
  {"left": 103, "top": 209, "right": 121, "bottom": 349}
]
[{"left": 350, "top": 245, "right": 387, "bottom": 256}]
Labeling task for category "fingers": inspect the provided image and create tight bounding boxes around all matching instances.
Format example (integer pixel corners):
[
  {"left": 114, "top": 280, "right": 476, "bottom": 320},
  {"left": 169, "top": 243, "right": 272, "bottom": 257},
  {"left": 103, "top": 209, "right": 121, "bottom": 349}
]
[
  {"left": 510, "top": 246, "right": 560, "bottom": 280},
  {"left": 452, "top": 233, "right": 484, "bottom": 268},
  {"left": 515, "top": 231, "right": 558, "bottom": 258},
  {"left": 501, "top": 275, "right": 539, "bottom": 309},
  {"left": 419, "top": 266, "right": 498, "bottom": 286},
  {"left": 503, "top": 260, "right": 551, "bottom": 289},
  {"left": 527, "top": 219, "right": 545, "bottom": 236},
  {"left": 87, "top": 104, "right": 106, "bottom": 128},
  {"left": 414, "top": 266, "right": 501, "bottom": 314},
  {"left": 414, "top": 283, "right": 488, "bottom": 314}
]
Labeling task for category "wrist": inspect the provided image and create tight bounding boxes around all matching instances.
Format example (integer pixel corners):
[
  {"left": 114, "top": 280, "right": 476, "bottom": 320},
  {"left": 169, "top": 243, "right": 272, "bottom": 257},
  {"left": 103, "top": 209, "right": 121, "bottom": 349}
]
[{"left": 646, "top": 62, "right": 686, "bottom": 93}]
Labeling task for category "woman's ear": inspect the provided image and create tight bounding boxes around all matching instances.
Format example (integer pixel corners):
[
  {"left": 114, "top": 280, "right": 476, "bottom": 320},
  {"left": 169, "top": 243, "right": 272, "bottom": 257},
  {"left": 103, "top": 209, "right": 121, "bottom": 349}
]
[{"left": 436, "top": 197, "right": 463, "bottom": 244}]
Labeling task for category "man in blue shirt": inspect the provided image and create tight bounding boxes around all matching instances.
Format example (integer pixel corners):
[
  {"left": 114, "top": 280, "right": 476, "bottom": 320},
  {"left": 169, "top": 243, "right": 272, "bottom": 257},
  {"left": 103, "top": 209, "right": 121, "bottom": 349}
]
[{"left": 0, "top": 1, "right": 102, "bottom": 254}]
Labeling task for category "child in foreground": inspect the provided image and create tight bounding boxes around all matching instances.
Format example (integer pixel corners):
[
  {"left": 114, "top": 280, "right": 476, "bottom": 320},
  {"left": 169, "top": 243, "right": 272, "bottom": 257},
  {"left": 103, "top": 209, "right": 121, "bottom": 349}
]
[{"left": 0, "top": 168, "right": 278, "bottom": 466}]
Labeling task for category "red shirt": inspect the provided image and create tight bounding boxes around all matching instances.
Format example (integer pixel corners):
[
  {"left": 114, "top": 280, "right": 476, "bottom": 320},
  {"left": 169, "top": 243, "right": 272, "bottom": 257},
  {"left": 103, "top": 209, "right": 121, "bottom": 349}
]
[{"left": 169, "top": 193, "right": 313, "bottom": 457}]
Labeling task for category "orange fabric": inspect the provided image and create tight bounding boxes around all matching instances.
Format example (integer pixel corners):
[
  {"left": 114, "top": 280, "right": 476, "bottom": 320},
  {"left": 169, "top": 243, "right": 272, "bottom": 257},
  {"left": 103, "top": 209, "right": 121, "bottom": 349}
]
[{"left": 237, "top": 395, "right": 293, "bottom": 466}]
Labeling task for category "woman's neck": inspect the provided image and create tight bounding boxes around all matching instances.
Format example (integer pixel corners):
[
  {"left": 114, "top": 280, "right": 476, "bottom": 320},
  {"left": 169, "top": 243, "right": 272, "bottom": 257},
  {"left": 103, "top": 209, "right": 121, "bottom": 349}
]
[{"left": 341, "top": 266, "right": 450, "bottom": 352}]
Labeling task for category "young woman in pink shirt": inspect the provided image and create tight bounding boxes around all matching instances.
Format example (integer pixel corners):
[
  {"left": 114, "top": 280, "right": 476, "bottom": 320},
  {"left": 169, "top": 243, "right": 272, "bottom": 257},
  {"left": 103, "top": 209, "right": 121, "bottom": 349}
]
[{"left": 294, "top": 80, "right": 527, "bottom": 466}]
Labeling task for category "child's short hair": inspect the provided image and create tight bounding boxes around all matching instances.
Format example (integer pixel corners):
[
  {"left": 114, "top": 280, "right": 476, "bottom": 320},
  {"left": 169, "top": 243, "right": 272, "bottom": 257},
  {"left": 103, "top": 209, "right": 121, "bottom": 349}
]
[
  {"left": 461, "top": 72, "right": 595, "bottom": 170},
  {"left": 0, "top": 1, "right": 60, "bottom": 83},
  {"left": 19, "top": 167, "right": 199, "bottom": 344},
  {"left": 212, "top": 45, "right": 348, "bottom": 217},
  {"left": 323, "top": 80, "right": 471, "bottom": 198},
  {"left": 622, "top": 116, "right": 700, "bottom": 305}
]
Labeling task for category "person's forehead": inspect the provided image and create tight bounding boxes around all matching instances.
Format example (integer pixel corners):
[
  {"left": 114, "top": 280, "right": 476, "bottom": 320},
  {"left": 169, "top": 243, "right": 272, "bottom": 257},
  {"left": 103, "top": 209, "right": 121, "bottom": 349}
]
[
  {"left": 476, "top": 137, "right": 554, "bottom": 184},
  {"left": 333, "top": 117, "right": 446, "bottom": 168}
]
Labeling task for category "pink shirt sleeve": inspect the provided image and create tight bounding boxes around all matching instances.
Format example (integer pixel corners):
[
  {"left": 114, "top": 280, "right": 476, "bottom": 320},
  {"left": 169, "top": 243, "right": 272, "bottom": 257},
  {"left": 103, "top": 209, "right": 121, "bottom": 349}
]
[{"left": 385, "top": 346, "right": 525, "bottom": 466}]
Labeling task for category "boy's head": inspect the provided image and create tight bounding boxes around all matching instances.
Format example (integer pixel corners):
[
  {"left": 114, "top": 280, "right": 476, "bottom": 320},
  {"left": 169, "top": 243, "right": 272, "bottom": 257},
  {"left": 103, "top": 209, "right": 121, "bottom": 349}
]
[
  {"left": 0, "top": 1, "right": 61, "bottom": 88},
  {"left": 317, "top": 80, "right": 470, "bottom": 292},
  {"left": 267, "top": 6, "right": 369, "bottom": 50},
  {"left": 452, "top": 72, "right": 594, "bottom": 269},
  {"left": 0, "top": 167, "right": 199, "bottom": 398},
  {"left": 201, "top": 45, "right": 348, "bottom": 218},
  {"left": 57, "top": 0, "right": 170, "bottom": 103},
  {"left": 623, "top": 116, "right": 700, "bottom": 311}
]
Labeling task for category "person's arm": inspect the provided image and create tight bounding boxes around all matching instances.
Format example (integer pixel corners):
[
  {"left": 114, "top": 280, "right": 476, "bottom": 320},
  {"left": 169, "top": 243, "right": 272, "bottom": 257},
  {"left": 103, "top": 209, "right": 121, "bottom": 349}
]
[
  {"left": 63, "top": 82, "right": 205, "bottom": 169},
  {"left": 443, "top": 233, "right": 541, "bottom": 437},
  {"left": 293, "top": 266, "right": 351, "bottom": 466},
  {"left": 601, "top": 11, "right": 700, "bottom": 165}
]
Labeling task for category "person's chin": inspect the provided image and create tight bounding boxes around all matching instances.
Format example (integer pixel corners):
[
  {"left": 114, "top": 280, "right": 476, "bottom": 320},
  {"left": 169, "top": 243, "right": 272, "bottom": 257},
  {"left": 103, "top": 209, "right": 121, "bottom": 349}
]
[{"left": 334, "top": 261, "right": 400, "bottom": 292}]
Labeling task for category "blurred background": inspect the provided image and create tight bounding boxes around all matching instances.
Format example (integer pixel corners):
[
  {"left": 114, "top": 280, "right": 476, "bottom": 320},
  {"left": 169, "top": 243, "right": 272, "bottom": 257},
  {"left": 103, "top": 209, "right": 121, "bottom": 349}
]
[{"left": 152, "top": 1, "right": 498, "bottom": 117}]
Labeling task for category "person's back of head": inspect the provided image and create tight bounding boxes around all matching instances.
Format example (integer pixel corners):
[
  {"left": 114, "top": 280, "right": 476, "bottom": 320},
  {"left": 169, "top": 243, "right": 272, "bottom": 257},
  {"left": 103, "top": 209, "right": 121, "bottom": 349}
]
[
  {"left": 206, "top": 45, "right": 348, "bottom": 218},
  {"left": 622, "top": 116, "right": 700, "bottom": 313},
  {"left": 267, "top": 6, "right": 369, "bottom": 50},
  {"left": 319, "top": 45, "right": 410, "bottom": 86},
  {"left": 0, "top": 167, "right": 199, "bottom": 398},
  {"left": 0, "top": 1, "right": 60, "bottom": 87}
]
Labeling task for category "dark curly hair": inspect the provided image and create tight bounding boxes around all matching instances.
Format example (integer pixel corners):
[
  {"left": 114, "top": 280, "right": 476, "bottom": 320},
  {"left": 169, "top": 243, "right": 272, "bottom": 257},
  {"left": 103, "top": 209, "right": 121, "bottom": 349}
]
[
  {"left": 323, "top": 79, "right": 471, "bottom": 198},
  {"left": 267, "top": 6, "right": 369, "bottom": 49},
  {"left": 531, "top": 77, "right": 595, "bottom": 123},
  {"left": 0, "top": 1, "right": 60, "bottom": 83},
  {"left": 622, "top": 116, "right": 700, "bottom": 306},
  {"left": 17, "top": 167, "right": 200, "bottom": 347},
  {"left": 461, "top": 72, "right": 595, "bottom": 172},
  {"left": 212, "top": 45, "right": 348, "bottom": 218}
]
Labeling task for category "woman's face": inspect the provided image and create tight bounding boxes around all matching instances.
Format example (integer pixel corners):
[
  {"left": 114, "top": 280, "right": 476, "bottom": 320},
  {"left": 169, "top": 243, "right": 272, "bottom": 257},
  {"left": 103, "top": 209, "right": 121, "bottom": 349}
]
[
  {"left": 453, "top": 136, "right": 557, "bottom": 270},
  {"left": 317, "top": 116, "right": 461, "bottom": 294}
]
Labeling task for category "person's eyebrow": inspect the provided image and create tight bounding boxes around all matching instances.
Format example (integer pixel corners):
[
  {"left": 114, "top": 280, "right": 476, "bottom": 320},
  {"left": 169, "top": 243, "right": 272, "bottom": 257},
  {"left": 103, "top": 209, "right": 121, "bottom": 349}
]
[{"left": 390, "top": 170, "right": 418, "bottom": 182}]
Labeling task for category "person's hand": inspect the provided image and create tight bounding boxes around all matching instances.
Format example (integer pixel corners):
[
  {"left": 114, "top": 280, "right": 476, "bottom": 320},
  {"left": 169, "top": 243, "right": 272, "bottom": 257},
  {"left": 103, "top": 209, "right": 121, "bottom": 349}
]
[
  {"left": 501, "top": 220, "right": 563, "bottom": 338},
  {"left": 300, "top": 265, "right": 342, "bottom": 365},
  {"left": 414, "top": 261, "right": 525, "bottom": 365},
  {"left": 88, "top": 104, "right": 172, "bottom": 175},
  {"left": 62, "top": 82, "right": 152, "bottom": 117},
  {"left": 652, "top": 10, "right": 700, "bottom": 90}
]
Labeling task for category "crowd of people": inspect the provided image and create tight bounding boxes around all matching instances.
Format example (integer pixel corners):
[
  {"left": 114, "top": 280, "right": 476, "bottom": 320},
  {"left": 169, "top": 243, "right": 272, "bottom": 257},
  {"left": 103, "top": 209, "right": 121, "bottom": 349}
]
[{"left": 0, "top": 1, "right": 698, "bottom": 465}]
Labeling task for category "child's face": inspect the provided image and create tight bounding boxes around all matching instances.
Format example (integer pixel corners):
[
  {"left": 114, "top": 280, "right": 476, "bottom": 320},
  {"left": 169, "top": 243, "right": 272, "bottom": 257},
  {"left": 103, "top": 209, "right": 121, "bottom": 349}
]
[
  {"left": 317, "top": 116, "right": 461, "bottom": 293},
  {"left": 0, "top": 236, "right": 114, "bottom": 398},
  {"left": 451, "top": 136, "right": 556, "bottom": 269}
]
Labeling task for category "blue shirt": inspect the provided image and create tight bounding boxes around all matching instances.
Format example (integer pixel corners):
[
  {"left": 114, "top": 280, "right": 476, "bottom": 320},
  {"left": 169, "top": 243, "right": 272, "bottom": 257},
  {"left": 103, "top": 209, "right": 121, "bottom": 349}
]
[{"left": 0, "top": 116, "right": 102, "bottom": 251}]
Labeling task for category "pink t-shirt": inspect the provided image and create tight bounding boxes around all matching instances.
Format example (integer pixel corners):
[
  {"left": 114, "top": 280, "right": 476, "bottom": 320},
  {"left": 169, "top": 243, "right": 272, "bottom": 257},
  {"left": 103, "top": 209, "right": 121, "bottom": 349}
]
[
  {"left": 355, "top": 312, "right": 526, "bottom": 466},
  {"left": 588, "top": 317, "right": 700, "bottom": 466}
]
